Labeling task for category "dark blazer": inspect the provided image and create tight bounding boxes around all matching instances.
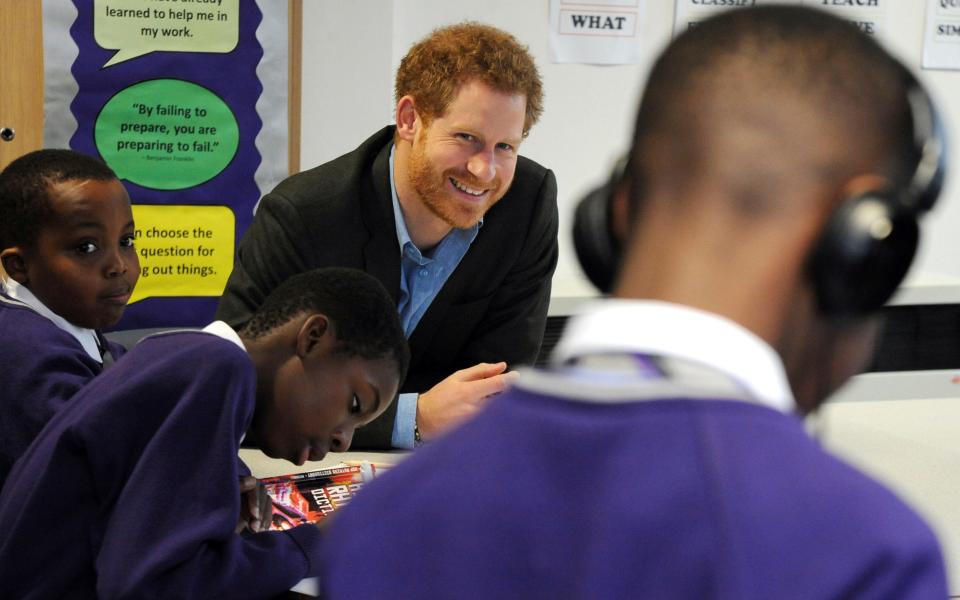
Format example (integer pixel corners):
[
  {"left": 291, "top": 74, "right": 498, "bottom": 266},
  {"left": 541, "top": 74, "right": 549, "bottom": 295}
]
[{"left": 216, "top": 126, "right": 559, "bottom": 448}]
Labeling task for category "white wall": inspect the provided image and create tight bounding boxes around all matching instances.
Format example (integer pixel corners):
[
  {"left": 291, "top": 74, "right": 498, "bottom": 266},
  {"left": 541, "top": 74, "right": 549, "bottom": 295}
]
[
  {"left": 300, "top": 1, "right": 960, "bottom": 306},
  {"left": 299, "top": 2, "right": 393, "bottom": 169}
]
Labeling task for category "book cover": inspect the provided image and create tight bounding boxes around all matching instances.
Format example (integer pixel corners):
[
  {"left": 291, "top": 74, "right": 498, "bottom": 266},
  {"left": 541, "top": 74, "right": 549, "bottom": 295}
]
[{"left": 260, "top": 462, "right": 385, "bottom": 530}]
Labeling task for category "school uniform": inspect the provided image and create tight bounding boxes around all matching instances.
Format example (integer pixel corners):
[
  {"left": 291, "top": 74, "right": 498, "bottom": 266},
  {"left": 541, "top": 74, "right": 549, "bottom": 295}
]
[
  {"left": 319, "top": 300, "right": 948, "bottom": 599},
  {"left": 0, "top": 324, "right": 322, "bottom": 599},
  {"left": 0, "top": 281, "right": 124, "bottom": 488}
]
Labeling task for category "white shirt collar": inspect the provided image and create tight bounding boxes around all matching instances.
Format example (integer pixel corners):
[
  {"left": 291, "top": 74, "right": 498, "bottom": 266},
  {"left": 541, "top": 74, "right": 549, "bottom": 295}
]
[
  {"left": 201, "top": 320, "right": 245, "bottom": 351},
  {"left": 1, "top": 278, "right": 103, "bottom": 363},
  {"left": 200, "top": 321, "right": 248, "bottom": 446},
  {"left": 552, "top": 299, "right": 795, "bottom": 414}
]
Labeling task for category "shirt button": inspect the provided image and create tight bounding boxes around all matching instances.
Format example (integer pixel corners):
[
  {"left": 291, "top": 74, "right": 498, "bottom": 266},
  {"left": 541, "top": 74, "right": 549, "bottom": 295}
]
[{"left": 419, "top": 269, "right": 428, "bottom": 277}]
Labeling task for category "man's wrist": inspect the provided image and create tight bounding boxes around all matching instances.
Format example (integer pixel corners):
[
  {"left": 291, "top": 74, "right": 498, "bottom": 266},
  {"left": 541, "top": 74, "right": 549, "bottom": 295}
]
[
  {"left": 390, "top": 392, "right": 420, "bottom": 449},
  {"left": 414, "top": 392, "right": 425, "bottom": 447}
]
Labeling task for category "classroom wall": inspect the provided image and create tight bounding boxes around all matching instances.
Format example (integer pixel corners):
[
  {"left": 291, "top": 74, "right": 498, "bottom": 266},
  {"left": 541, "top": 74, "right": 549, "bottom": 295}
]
[{"left": 300, "top": 0, "right": 960, "bottom": 308}]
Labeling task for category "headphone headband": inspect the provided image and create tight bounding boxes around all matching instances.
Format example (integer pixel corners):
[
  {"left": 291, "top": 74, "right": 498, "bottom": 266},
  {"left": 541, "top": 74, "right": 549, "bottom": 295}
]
[{"left": 904, "top": 82, "right": 946, "bottom": 212}]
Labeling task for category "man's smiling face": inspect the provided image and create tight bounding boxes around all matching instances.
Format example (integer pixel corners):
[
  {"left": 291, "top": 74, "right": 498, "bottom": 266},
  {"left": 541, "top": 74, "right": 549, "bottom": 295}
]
[{"left": 407, "top": 79, "right": 527, "bottom": 230}]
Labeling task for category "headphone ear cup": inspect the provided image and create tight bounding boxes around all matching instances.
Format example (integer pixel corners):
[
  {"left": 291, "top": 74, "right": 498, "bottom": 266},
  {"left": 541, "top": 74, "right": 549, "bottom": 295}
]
[
  {"left": 809, "top": 192, "right": 919, "bottom": 317},
  {"left": 573, "top": 185, "right": 619, "bottom": 293}
]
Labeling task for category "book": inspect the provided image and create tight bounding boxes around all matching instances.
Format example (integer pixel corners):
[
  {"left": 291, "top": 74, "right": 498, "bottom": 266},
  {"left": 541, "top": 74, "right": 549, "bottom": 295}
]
[{"left": 260, "top": 462, "right": 386, "bottom": 530}]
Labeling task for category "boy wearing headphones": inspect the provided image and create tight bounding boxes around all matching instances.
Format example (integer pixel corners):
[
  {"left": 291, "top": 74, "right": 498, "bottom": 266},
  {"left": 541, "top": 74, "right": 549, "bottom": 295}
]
[
  {"left": 316, "top": 7, "right": 948, "bottom": 598},
  {"left": 0, "top": 268, "right": 408, "bottom": 598},
  {"left": 0, "top": 150, "right": 139, "bottom": 488}
]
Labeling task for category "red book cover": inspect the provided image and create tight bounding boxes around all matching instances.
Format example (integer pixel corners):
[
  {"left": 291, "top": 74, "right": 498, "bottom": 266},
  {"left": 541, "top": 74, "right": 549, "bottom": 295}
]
[{"left": 260, "top": 463, "right": 386, "bottom": 530}]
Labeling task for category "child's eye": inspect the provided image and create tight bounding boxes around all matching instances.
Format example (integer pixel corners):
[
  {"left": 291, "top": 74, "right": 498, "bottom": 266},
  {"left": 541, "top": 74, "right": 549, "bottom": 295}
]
[
  {"left": 75, "top": 241, "right": 98, "bottom": 255},
  {"left": 350, "top": 394, "right": 362, "bottom": 414},
  {"left": 120, "top": 235, "right": 135, "bottom": 248}
]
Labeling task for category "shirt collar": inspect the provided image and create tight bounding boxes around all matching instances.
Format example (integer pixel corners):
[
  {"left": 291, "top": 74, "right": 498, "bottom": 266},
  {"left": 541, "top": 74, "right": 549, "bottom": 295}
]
[
  {"left": 202, "top": 320, "right": 245, "bottom": 351},
  {"left": 2, "top": 278, "right": 103, "bottom": 363},
  {"left": 388, "top": 144, "right": 481, "bottom": 255},
  {"left": 552, "top": 299, "right": 795, "bottom": 414},
  {"left": 201, "top": 320, "right": 247, "bottom": 445}
]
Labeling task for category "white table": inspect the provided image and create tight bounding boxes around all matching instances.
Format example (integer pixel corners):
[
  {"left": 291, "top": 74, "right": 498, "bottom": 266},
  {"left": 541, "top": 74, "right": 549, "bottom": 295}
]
[
  {"left": 239, "top": 448, "right": 407, "bottom": 479},
  {"left": 818, "top": 394, "right": 960, "bottom": 597}
]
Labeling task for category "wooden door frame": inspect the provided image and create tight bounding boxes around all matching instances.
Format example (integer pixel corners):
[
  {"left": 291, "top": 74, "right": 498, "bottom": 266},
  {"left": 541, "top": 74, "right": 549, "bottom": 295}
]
[{"left": 0, "top": 0, "right": 44, "bottom": 170}]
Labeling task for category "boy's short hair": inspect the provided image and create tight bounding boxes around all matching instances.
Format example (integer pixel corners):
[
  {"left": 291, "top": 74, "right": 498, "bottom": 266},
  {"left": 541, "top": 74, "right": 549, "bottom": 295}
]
[
  {"left": 395, "top": 21, "right": 543, "bottom": 136},
  {"left": 0, "top": 149, "right": 118, "bottom": 250},
  {"left": 241, "top": 268, "right": 410, "bottom": 381},
  {"left": 629, "top": 6, "right": 915, "bottom": 212}
]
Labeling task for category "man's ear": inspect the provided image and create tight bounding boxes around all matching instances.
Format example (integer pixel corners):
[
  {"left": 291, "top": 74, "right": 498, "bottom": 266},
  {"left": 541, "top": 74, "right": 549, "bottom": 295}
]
[
  {"left": 395, "top": 95, "right": 420, "bottom": 143},
  {"left": 295, "top": 313, "right": 331, "bottom": 359},
  {"left": 0, "top": 248, "right": 28, "bottom": 284}
]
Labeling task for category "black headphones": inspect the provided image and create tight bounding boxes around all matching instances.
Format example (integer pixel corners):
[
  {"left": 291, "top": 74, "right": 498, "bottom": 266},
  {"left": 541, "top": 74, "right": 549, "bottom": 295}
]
[
  {"left": 572, "top": 155, "right": 629, "bottom": 293},
  {"left": 573, "top": 73, "right": 947, "bottom": 317}
]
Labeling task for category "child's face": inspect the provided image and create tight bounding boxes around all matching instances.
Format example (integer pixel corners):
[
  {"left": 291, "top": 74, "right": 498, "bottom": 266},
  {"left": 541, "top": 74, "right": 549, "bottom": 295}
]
[
  {"left": 18, "top": 178, "right": 139, "bottom": 329},
  {"left": 254, "top": 350, "right": 399, "bottom": 465}
]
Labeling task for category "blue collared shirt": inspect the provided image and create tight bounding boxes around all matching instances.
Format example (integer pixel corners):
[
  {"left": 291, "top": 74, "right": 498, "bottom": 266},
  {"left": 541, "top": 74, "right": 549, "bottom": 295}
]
[{"left": 389, "top": 146, "right": 480, "bottom": 448}]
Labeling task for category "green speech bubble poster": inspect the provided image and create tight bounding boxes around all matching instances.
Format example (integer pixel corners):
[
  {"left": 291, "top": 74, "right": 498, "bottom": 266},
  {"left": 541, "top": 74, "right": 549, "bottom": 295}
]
[
  {"left": 95, "top": 79, "right": 240, "bottom": 190},
  {"left": 41, "top": 0, "right": 291, "bottom": 329}
]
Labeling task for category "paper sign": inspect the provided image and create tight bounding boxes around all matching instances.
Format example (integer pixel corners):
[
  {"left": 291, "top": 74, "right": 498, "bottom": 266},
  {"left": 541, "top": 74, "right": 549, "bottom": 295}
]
[
  {"left": 673, "top": 0, "right": 760, "bottom": 35},
  {"left": 94, "top": 0, "right": 240, "bottom": 68},
  {"left": 94, "top": 79, "right": 239, "bottom": 191},
  {"left": 802, "top": 0, "right": 890, "bottom": 40},
  {"left": 130, "top": 205, "right": 235, "bottom": 303},
  {"left": 674, "top": 1, "right": 889, "bottom": 40},
  {"left": 549, "top": 0, "right": 647, "bottom": 64},
  {"left": 923, "top": 0, "right": 960, "bottom": 69}
]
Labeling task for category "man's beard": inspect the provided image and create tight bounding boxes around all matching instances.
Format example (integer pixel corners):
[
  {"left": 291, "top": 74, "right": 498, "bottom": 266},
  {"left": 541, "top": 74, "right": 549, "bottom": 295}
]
[{"left": 407, "top": 138, "right": 507, "bottom": 230}]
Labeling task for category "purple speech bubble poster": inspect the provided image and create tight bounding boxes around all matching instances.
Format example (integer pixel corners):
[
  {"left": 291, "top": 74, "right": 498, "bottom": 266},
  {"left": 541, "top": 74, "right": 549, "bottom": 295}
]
[{"left": 42, "top": 0, "right": 290, "bottom": 329}]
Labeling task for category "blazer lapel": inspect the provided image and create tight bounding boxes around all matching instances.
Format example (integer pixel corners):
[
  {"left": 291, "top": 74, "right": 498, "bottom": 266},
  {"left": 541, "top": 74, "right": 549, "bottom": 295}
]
[
  {"left": 361, "top": 134, "right": 402, "bottom": 304},
  {"left": 407, "top": 271, "right": 458, "bottom": 366}
]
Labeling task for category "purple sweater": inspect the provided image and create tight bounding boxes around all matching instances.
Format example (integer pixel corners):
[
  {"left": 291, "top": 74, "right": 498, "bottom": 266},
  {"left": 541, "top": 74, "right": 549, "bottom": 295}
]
[
  {"left": 0, "top": 330, "right": 322, "bottom": 599},
  {"left": 0, "top": 296, "right": 125, "bottom": 488},
  {"left": 320, "top": 379, "right": 948, "bottom": 599}
]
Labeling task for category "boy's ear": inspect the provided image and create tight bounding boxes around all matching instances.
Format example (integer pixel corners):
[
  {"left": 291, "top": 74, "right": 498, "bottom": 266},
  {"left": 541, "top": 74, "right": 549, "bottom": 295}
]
[
  {"left": 0, "top": 248, "right": 28, "bottom": 284},
  {"left": 295, "top": 313, "right": 331, "bottom": 359}
]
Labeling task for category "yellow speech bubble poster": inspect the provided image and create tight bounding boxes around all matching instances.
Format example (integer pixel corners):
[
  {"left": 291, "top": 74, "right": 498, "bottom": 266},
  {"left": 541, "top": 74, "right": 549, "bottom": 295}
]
[{"left": 130, "top": 205, "right": 235, "bottom": 303}]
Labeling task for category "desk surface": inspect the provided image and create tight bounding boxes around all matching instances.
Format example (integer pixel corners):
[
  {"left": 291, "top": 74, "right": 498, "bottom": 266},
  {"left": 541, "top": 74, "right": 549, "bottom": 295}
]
[
  {"left": 242, "top": 397, "right": 960, "bottom": 596},
  {"left": 239, "top": 448, "right": 408, "bottom": 479},
  {"left": 819, "top": 396, "right": 960, "bottom": 596}
]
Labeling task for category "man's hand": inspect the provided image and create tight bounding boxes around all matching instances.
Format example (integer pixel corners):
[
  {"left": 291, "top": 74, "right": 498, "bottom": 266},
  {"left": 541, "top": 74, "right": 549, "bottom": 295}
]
[
  {"left": 237, "top": 475, "right": 272, "bottom": 534},
  {"left": 416, "top": 362, "right": 517, "bottom": 441}
]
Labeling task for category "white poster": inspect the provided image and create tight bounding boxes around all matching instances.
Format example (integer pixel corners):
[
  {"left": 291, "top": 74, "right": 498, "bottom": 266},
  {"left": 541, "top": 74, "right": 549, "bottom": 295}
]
[
  {"left": 673, "top": 0, "right": 762, "bottom": 35},
  {"left": 549, "top": 0, "right": 647, "bottom": 64},
  {"left": 673, "top": 1, "right": 889, "bottom": 41},
  {"left": 803, "top": 0, "right": 891, "bottom": 40},
  {"left": 922, "top": 0, "right": 960, "bottom": 70}
]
